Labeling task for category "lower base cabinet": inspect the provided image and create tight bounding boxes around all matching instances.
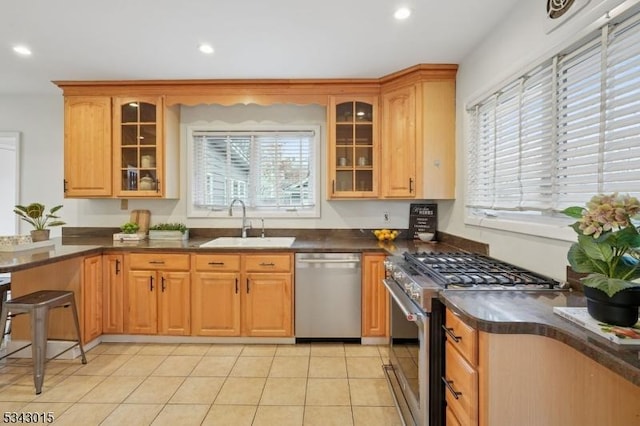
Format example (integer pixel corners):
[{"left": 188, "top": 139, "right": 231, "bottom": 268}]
[
  {"left": 102, "top": 253, "right": 124, "bottom": 334},
  {"left": 82, "top": 255, "right": 103, "bottom": 343},
  {"left": 191, "top": 253, "right": 293, "bottom": 337},
  {"left": 445, "top": 307, "right": 640, "bottom": 426},
  {"left": 361, "top": 253, "right": 388, "bottom": 337},
  {"left": 124, "top": 253, "right": 191, "bottom": 335}
]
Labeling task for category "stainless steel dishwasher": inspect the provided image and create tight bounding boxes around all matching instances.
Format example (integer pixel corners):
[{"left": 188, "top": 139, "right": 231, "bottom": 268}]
[{"left": 295, "top": 253, "right": 361, "bottom": 340}]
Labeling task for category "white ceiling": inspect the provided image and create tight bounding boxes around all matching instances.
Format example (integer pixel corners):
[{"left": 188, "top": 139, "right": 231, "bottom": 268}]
[{"left": 1, "top": 0, "right": 519, "bottom": 95}]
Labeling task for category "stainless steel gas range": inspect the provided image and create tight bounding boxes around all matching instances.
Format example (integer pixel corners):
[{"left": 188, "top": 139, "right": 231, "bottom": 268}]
[{"left": 382, "top": 251, "right": 560, "bottom": 426}]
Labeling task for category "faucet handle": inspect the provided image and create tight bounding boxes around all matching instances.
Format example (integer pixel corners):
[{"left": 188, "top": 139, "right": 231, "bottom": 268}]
[{"left": 261, "top": 218, "right": 265, "bottom": 238}]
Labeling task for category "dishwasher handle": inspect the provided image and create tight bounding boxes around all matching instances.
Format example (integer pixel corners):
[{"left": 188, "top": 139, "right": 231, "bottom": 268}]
[{"left": 296, "top": 258, "right": 360, "bottom": 264}]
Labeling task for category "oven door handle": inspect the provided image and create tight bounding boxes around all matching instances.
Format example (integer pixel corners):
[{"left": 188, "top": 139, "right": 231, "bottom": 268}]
[{"left": 383, "top": 279, "right": 424, "bottom": 322}]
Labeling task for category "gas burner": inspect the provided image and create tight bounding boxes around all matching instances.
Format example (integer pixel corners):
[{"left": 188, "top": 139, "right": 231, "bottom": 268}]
[{"left": 403, "top": 251, "right": 559, "bottom": 290}]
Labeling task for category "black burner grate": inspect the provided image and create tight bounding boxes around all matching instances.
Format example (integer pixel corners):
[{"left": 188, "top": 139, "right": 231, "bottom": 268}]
[{"left": 403, "top": 252, "right": 558, "bottom": 289}]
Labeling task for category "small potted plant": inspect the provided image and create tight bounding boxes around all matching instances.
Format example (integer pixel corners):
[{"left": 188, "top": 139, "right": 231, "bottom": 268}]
[
  {"left": 14, "top": 203, "right": 65, "bottom": 242},
  {"left": 564, "top": 193, "right": 640, "bottom": 326},
  {"left": 113, "top": 222, "right": 145, "bottom": 241},
  {"left": 148, "top": 222, "right": 189, "bottom": 240}
]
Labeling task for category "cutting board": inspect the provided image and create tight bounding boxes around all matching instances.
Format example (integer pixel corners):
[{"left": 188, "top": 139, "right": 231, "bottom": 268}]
[{"left": 129, "top": 209, "right": 151, "bottom": 234}]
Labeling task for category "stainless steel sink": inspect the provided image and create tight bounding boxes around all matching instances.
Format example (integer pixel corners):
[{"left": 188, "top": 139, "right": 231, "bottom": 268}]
[{"left": 199, "top": 236, "right": 296, "bottom": 248}]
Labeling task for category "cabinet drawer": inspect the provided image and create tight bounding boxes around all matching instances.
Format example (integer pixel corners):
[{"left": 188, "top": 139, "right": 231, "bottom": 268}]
[
  {"left": 128, "top": 253, "right": 190, "bottom": 271},
  {"left": 444, "top": 340, "right": 478, "bottom": 426},
  {"left": 245, "top": 254, "right": 292, "bottom": 272},
  {"left": 194, "top": 254, "right": 241, "bottom": 272},
  {"left": 445, "top": 309, "right": 478, "bottom": 365}
]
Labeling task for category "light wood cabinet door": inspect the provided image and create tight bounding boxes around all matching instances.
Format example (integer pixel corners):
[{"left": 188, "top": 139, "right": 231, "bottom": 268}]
[
  {"left": 158, "top": 271, "right": 191, "bottom": 335},
  {"left": 445, "top": 340, "right": 479, "bottom": 426},
  {"left": 125, "top": 270, "right": 157, "bottom": 334},
  {"left": 362, "top": 253, "right": 388, "bottom": 337},
  {"left": 102, "top": 253, "right": 124, "bottom": 334},
  {"left": 82, "top": 255, "right": 103, "bottom": 343},
  {"left": 418, "top": 80, "right": 456, "bottom": 199},
  {"left": 111, "top": 98, "right": 179, "bottom": 199},
  {"left": 64, "top": 96, "right": 112, "bottom": 197},
  {"left": 243, "top": 273, "right": 293, "bottom": 337},
  {"left": 381, "top": 85, "right": 417, "bottom": 198},
  {"left": 192, "top": 272, "right": 241, "bottom": 336},
  {"left": 327, "top": 96, "right": 379, "bottom": 198}
]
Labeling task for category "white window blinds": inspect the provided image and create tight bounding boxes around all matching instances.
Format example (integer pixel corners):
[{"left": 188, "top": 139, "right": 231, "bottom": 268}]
[
  {"left": 191, "top": 130, "right": 316, "bottom": 210},
  {"left": 467, "top": 10, "right": 640, "bottom": 213}
]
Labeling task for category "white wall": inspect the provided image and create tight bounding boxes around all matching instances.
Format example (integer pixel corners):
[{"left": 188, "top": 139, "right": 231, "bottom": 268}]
[
  {"left": 449, "top": 0, "right": 640, "bottom": 281},
  {"left": 0, "top": 97, "right": 419, "bottom": 233}
]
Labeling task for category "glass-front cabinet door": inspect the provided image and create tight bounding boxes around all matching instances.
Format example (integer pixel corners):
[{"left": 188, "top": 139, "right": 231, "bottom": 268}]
[
  {"left": 328, "top": 96, "right": 378, "bottom": 198},
  {"left": 113, "top": 97, "right": 163, "bottom": 197}
]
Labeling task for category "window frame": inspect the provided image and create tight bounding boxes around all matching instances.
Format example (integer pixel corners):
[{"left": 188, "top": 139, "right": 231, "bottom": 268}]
[
  {"left": 186, "top": 124, "right": 321, "bottom": 219},
  {"left": 465, "top": 10, "right": 640, "bottom": 242}
]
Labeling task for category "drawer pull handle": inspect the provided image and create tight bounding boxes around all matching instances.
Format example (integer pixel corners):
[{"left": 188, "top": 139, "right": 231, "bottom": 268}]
[
  {"left": 149, "top": 276, "right": 154, "bottom": 291},
  {"left": 442, "top": 377, "right": 462, "bottom": 400},
  {"left": 161, "top": 276, "right": 166, "bottom": 292},
  {"left": 442, "top": 325, "right": 462, "bottom": 343},
  {"left": 115, "top": 259, "right": 121, "bottom": 275},
  {"left": 208, "top": 261, "right": 225, "bottom": 266},
  {"left": 235, "top": 278, "right": 239, "bottom": 294},
  {"left": 149, "top": 260, "right": 165, "bottom": 265},
  {"left": 259, "top": 262, "right": 275, "bottom": 267},
  {"left": 246, "top": 278, "right": 250, "bottom": 293}
]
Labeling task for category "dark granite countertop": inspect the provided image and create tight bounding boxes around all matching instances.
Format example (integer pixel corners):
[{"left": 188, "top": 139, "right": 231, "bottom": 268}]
[
  {"left": 0, "top": 233, "right": 446, "bottom": 273},
  {"left": 439, "top": 290, "right": 640, "bottom": 387}
]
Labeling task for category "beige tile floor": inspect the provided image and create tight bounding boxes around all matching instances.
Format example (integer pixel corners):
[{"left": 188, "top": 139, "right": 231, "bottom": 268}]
[{"left": 0, "top": 343, "right": 402, "bottom": 425}]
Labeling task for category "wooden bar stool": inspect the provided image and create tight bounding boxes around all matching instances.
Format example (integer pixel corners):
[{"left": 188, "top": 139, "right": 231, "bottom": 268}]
[{"left": 0, "top": 290, "right": 87, "bottom": 394}]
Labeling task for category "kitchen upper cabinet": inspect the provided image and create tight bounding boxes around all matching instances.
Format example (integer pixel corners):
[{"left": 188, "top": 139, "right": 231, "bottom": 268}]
[
  {"left": 328, "top": 96, "right": 379, "bottom": 198},
  {"left": 362, "top": 253, "right": 388, "bottom": 338},
  {"left": 63, "top": 96, "right": 112, "bottom": 197},
  {"left": 124, "top": 253, "right": 190, "bottom": 335},
  {"left": 380, "top": 71, "right": 457, "bottom": 200},
  {"left": 63, "top": 95, "right": 179, "bottom": 199},
  {"left": 417, "top": 80, "right": 456, "bottom": 199},
  {"left": 381, "top": 85, "right": 417, "bottom": 198},
  {"left": 113, "top": 97, "right": 179, "bottom": 198}
]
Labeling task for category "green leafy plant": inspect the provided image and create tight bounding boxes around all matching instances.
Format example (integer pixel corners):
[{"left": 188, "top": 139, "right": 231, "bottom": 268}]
[
  {"left": 149, "top": 223, "right": 188, "bottom": 234},
  {"left": 564, "top": 193, "right": 640, "bottom": 297},
  {"left": 120, "top": 222, "right": 140, "bottom": 234},
  {"left": 14, "top": 203, "right": 66, "bottom": 230}
]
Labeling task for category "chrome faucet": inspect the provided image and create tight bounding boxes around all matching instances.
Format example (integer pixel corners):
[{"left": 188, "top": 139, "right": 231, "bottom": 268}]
[{"left": 228, "top": 198, "right": 251, "bottom": 238}]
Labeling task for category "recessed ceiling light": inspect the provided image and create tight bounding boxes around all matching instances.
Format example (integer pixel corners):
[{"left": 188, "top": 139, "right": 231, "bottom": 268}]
[
  {"left": 394, "top": 7, "right": 411, "bottom": 20},
  {"left": 198, "top": 44, "right": 214, "bottom": 54},
  {"left": 13, "top": 45, "right": 32, "bottom": 56}
]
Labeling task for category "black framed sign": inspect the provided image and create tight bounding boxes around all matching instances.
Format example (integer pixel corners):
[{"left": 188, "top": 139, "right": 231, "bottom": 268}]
[{"left": 408, "top": 203, "right": 437, "bottom": 239}]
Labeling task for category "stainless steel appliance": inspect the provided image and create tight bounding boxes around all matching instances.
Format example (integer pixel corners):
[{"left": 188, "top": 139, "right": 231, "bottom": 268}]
[
  {"left": 383, "top": 251, "right": 560, "bottom": 426},
  {"left": 295, "top": 253, "right": 361, "bottom": 340}
]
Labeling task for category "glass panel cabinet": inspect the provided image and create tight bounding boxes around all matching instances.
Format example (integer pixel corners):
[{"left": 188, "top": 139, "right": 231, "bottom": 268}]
[
  {"left": 328, "top": 96, "right": 378, "bottom": 198},
  {"left": 113, "top": 97, "right": 163, "bottom": 197}
]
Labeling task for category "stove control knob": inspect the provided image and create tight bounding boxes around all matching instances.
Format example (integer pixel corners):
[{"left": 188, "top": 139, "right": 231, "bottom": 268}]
[
  {"left": 410, "top": 291, "right": 421, "bottom": 301},
  {"left": 393, "top": 271, "right": 403, "bottom": 280}
]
